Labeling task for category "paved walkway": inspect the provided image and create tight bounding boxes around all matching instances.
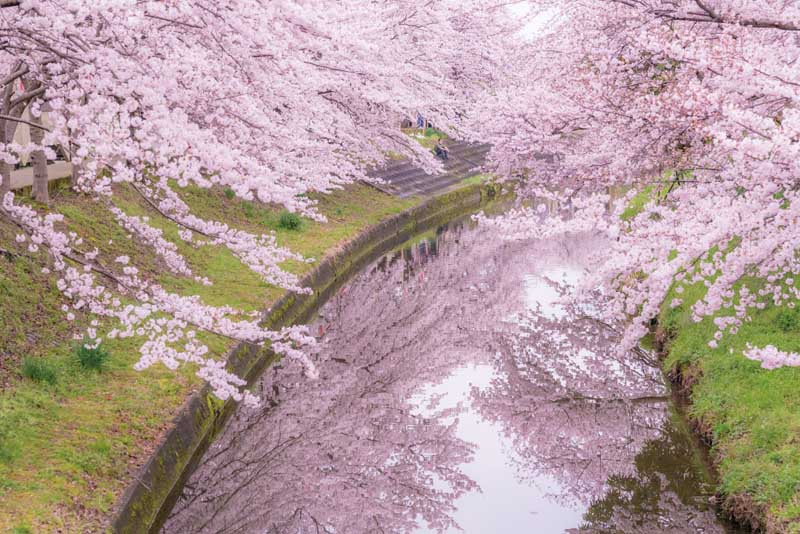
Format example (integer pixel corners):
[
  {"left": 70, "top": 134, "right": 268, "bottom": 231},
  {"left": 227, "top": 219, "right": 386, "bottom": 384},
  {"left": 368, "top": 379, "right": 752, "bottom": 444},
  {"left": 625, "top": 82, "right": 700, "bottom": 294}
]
[
  {"left": 10, "top": 161, "right": 72, "bottom": 190},
  {"left": 368, "top": 140, "right": 491, "bottom": 198}
]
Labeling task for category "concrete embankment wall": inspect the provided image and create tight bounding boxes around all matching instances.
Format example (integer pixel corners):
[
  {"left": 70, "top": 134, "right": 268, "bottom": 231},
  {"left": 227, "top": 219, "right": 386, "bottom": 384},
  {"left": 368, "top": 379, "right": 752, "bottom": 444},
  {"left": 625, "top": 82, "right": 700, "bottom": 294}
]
[{"left": 112, "top": 182, "right": 506, "bottom": 533}]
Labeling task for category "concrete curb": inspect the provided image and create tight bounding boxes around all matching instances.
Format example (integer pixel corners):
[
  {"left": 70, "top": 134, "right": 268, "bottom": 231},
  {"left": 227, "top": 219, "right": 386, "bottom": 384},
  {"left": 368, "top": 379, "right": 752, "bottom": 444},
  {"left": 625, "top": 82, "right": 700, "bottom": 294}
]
[{"left": 112, "top": 182, "right": 506, "bottom": 533}]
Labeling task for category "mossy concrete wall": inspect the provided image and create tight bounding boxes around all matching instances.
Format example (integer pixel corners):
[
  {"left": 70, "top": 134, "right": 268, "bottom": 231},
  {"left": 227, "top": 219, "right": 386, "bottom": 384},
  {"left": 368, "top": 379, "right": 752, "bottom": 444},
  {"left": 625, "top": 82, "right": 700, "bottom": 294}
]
[{"left": 112, "top": 182, "right": 505, "bottom": 533}]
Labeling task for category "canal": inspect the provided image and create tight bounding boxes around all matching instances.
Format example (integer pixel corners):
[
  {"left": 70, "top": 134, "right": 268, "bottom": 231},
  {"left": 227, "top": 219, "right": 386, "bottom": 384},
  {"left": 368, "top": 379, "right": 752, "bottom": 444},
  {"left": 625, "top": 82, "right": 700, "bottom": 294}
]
[{"left": 164, "top": 216, "right": 744, "bottom": 534}]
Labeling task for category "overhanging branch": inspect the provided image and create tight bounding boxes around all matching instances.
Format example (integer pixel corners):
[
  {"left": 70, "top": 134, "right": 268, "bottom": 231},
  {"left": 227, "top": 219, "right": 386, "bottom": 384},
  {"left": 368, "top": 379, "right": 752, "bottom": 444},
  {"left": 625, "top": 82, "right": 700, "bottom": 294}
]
[{"left": 0, "top": 113, "right": 51, "bottom": 131}]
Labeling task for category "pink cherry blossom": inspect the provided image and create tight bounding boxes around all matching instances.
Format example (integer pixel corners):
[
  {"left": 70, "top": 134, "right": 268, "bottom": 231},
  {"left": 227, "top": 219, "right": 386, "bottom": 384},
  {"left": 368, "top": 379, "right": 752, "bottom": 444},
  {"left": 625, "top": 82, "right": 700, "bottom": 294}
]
[
  {"left": 470, "top": 1, "right": 800, "bottom": 370},
  {"left": 0, "top": 0, "right": 522, "bottom": 404}
]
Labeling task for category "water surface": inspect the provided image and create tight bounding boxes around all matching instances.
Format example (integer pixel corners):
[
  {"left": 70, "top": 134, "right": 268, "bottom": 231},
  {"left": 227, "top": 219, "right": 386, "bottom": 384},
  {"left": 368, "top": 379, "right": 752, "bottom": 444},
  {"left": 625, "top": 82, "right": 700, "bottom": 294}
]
[{"left": 165, "top": 220, "right": 742, "bottom": 534}]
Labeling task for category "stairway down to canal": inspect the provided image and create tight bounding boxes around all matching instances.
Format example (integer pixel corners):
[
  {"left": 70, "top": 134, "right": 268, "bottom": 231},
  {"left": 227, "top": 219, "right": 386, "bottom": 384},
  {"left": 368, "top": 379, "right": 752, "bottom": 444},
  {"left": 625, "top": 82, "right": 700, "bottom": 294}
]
[
  {"left": 369, "top": 140, "right": 491, "bottom": 198},
  {"left": 163, "top": 215, "right": 748, "bottom": 534}
]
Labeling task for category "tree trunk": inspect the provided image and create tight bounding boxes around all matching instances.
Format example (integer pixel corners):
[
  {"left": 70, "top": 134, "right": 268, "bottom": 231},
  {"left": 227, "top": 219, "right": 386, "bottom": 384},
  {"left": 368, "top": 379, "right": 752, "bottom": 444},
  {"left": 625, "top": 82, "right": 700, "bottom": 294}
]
[
  {"left": 0, "top": 160, "right": 10, "bottom": 199},
  {"left": 29, "top": 113, "right": 48, "bottom": 204},
  {"left": 67, "top": 140, "right": 80, "bottom": 191},
  {"left": 0, "top": 118, "right": 12, "bottom": 199},
  {"left": 0, "top": 107, "right": 25, "bottom": 199},
  {"left": 69, "top": 145, "right": 80, "bottom": 190}
]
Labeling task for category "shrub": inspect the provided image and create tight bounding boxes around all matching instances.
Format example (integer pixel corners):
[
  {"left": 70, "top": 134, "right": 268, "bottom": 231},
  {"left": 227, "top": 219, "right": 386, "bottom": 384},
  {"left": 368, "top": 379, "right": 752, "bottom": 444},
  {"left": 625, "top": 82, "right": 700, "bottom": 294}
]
[
  {"left": 21, "top": 358, "right": 57, "bottom": 385},
  {"left": 75, "top": 343, "right": 110, "bottom": 371},
  {"left": 223, "top": 187, "right": 236, "bottom": 200},
  {"left": 776, "top": 308, "right": 799, "bottom": 333},
  {"left": 278, "top": 211, "right": 302, "bottom": 231}
]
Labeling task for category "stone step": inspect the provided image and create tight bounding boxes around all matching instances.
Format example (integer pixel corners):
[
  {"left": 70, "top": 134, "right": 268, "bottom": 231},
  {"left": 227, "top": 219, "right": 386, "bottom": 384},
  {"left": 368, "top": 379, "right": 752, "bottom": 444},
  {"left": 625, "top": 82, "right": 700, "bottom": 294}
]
[
  {"left": 370, "top": 161, "right": 417, "bottom": 181},
  {"left": 379, "top": 142, "right": 489, "bottom": 172},
  {"left": 391, "top": 160, "right": 477, "bottom": 189},
  {"left": 421, "top": 169, "right": 481, "bottom": 194},
  {"left": 391, "top": 173, "right": 468, "bottom": 198},
  {"left": 378, "top": 169, "right": 430, "bottom": 188},
  {"left": 444, "top": 146, "right": 486, "bottom": 158},
  {"left": 398, "top": 172, "right": 477, "bottom": 199},
  {"left": 381, "top": 167, "right": 428, "bottom": 183},
  {"left": 382, "top": 156, "right": 479, "bottom": 187},
  {"left": 368, "top": 138, "right": 491, "bottom": 198},
  {"left": 387, "top": 164, "right": 481, "bottom": 195},
  {"left": 372, "top": 142, "right": 489, "bottom": 180},
  {"left": 443, "top": 150, "right": 488, "bottom": 169},
  {"left": 444, "top": 146, "right": 488, "bottom": 160},
  {"left": 381, "top": 158, "right": 416, "bottom": 171},
  {"left": 447, "top": 141, "right": 490, "bottom": 152},
  {"left": 389, "top": 173, "right": 451, "bottom": 193}
]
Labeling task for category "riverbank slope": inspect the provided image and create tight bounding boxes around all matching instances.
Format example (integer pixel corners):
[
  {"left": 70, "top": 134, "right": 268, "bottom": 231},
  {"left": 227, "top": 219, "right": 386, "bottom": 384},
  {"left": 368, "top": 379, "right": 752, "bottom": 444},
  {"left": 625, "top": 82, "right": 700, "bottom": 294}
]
[
  {"left": 656, "top": 261, "right": 800, "bottom": 533},
  {"left": 0, "top": 182, "right": 422, "bottom": 532}
]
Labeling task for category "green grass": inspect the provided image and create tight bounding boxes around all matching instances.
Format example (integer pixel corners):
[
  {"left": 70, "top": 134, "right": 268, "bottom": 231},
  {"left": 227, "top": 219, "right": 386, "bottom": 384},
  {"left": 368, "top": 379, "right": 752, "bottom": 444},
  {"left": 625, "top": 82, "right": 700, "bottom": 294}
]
[
  {"left": 0, "top": 245, "right": 75, "bottom": 383},
  {"left": 613, "top": 184, "right": 800, "bottom": 529},
  {"left": 0, "top": 182, "right": 416, "bottom": 531},
  {"left": 619, "top": 170, "right": 690, "bottom": 222},
  {"left": 278, "top": 210, "right": 302, "bottom": 231},
  {"left": 620, "top": 181, "right": 674, "bottom": 222},
  {"left": 74, "top": 343, "right": 111, "bottom": 372},
  {"left": 20, "top": 358, "right": 58, "bottom": 385},
  {"left": 620, "top": 185, "right": 655, "bottom": 221},
  {"left": 457, "top": 173, "right": 493, "bottom": 188},
  {"left": 659, "top": 264, "right": 800, "bottom": 530}
]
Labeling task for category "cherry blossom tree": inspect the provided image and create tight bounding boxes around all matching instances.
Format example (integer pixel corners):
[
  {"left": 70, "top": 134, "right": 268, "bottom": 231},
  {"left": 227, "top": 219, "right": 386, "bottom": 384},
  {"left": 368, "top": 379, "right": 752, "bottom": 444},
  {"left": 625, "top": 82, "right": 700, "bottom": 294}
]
[
  {"left": 470, "top": 1, "right": 800, "bottom": 370},
  {"left": 473, "top": 310, "right": 669, "bottom": 505},
  {"left": 163, "top": 214, "right": 549, "bottom": 532},
  {"left": 162, "top": 218, "right": 665, "bottom": 531},
  {"left": 163, "top": 213, "right": 589, "bottom": 530},
  {"left": 0, "top": 0, "right": 516, "bottom": 402},
  {"left": 161, "top": 200, "right": 736, "bottom": 531}
]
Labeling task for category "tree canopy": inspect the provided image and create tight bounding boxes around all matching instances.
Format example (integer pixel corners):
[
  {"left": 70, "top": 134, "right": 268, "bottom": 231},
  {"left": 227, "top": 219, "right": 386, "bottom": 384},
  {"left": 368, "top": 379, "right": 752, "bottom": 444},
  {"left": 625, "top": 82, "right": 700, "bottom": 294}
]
[
  {"left": 473, "top": 0, "right": 800, "bottom": 371},
  {"left": 2, "top": 0, "right": 799, "bottom": 400}
]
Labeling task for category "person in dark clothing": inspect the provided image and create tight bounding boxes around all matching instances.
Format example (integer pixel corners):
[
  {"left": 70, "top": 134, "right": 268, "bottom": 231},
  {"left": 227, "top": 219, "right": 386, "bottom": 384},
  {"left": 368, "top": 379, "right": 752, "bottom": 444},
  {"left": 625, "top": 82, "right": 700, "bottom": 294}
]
[{"left": 434, "top": 138, "right": 449, "bottom": 160}]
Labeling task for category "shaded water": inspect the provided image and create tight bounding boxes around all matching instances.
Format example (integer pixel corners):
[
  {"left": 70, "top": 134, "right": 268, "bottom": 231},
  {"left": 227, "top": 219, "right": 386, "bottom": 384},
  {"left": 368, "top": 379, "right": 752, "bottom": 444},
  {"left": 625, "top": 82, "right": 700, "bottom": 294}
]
[{"left": 165, "top": 220, "right": 745, "bottom": 534}]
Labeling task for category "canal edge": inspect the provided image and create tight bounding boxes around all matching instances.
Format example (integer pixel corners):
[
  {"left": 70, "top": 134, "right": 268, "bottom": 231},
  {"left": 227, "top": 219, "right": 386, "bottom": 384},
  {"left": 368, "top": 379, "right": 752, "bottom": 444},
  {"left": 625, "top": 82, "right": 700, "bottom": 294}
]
[
  {"left": 654, "top": 324, "right": 781, "bottom": 534},
  {"left": 111, "top": 181, "right": 510, "bottom": 534}
]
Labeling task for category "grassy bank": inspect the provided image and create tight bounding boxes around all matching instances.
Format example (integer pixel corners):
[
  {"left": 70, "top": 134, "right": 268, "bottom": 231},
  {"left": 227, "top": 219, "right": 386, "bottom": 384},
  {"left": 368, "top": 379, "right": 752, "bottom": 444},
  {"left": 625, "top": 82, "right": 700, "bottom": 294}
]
[
  {"left": 622, "top": 183, "right": 800, "bottom": 533},
  {"left": 0, "top": 182, "right": 416, "bottom": 532},
  {"left": 618, "top": 183, "right": 800, "bottom": 532},
  {"left": 658, "top": 279, "right": 800, "bottom": 532},
  {"left": 402, "top": 126, "right": 447, "bottom": 150}
]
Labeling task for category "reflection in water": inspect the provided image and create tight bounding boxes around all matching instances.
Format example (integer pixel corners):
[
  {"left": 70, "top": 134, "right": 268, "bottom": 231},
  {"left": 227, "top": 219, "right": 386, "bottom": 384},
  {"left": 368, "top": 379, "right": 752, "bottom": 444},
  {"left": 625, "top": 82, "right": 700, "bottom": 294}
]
[
  {"left": 476, "top": 262, "right": 670, "bottom": 508},
  {"left": 575, "top": 416, "right": 723, "bottom": 534},
  {"left": 165, "top": 221, "right": 739, "bottom": 534}
]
